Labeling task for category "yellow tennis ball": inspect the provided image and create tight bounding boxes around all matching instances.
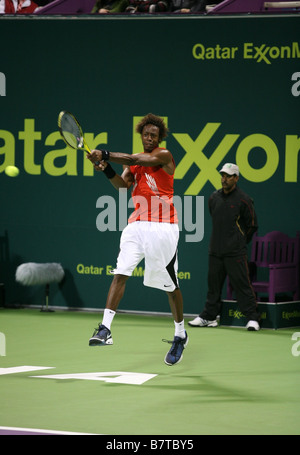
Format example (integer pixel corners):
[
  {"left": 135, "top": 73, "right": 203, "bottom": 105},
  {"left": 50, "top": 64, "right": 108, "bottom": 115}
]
[{"left": 5, "top": 165, "right": 19, "bottom": 177}]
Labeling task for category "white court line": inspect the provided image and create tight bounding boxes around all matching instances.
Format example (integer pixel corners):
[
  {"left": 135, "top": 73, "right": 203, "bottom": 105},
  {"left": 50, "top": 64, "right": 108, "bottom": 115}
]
[{"left": 0, "top": 426, "right": 100, "bottom": 435}]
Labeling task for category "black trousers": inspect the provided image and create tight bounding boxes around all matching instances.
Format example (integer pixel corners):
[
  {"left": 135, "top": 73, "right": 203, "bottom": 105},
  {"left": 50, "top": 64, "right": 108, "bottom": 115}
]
[{"left": 200, "top": 254, "right": 259, "bottom": 322}]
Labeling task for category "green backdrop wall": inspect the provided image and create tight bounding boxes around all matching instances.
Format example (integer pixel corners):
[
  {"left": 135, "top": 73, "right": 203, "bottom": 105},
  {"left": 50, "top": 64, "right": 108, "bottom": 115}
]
[{"left": 0, "top": 14, "right": 299, "bottom": 314}]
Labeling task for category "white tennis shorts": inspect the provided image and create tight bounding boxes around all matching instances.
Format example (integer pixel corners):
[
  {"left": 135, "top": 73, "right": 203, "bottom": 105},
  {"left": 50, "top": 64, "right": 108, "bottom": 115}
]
[{"left": 113, "top": 221, "right": 179, "bottom": 292}]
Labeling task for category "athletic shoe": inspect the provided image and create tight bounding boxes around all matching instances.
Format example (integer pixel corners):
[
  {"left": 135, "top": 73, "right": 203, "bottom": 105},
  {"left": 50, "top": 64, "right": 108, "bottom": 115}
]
[
  {"left": 188, "top": 316, "right": 218, "bottom": 327},
  {"left": 246, "top": 320, "right": 260, "bottom": 331},
  {"left": 163, "top": 331, "right": 188, "bottom": 366},
  {"left": 89, "top": 324, "right": 113, "bottom": 346}
]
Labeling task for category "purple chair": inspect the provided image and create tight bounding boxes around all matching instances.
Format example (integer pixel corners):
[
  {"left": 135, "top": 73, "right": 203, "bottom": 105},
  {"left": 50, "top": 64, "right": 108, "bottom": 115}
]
[
  {"left": 227, "top": 231, "right": 300, "bottom": 303},
  {"left": 34, "top": 0, "right": 96, "bottom": 14},
  {"left": 207, "top": 0, "right": 300, "bottom": 13}
]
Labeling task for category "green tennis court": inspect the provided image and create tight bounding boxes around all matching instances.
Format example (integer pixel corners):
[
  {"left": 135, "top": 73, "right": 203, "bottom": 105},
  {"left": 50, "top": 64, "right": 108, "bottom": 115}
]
[{"left": 0, "top": 308, "right": 299, "bottom": 435}]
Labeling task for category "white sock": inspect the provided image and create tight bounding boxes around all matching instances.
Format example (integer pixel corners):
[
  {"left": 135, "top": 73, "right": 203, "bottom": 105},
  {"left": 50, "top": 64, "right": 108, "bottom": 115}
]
[
  {"left": 174, "top": 320, "right": 185, "bottom": 339},
  {"left": 102, "top": 309, "right": 116, "bottom": 330}
]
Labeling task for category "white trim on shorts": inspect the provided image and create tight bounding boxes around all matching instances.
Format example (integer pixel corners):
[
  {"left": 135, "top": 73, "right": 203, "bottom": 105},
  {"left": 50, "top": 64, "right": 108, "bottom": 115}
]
[{"left": 112, "top": 221, "right": 179, "bottom": 292}]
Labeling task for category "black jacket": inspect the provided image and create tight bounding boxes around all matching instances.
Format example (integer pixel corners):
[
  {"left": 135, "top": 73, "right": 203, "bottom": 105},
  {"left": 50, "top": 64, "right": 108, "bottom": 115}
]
[{"left": 208, "top": 186, "right": 258, "bottom": 257}]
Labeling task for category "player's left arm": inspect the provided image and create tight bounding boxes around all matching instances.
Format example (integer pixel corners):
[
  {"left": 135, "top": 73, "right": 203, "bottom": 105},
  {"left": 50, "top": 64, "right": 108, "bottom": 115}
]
[{"left": 93, "top": 160, "right": 134, "bottom": 190}]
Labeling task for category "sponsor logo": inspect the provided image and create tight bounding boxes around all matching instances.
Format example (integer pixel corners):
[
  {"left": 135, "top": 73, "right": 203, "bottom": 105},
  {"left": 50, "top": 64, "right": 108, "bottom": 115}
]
[
  {"left": 192, "top": 42, "right": 300, "bottom": 64},
  {"left": 0, "top": 118, "right": 298, "bottom": 193},
  {"left": 291, "top": 332, "right": 300, "bottom": 357}
]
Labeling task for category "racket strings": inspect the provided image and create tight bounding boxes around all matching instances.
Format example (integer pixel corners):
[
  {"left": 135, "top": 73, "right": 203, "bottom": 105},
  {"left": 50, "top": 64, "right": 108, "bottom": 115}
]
[{"left": 60, "top": 113, "right": 82, "bottom": 149}]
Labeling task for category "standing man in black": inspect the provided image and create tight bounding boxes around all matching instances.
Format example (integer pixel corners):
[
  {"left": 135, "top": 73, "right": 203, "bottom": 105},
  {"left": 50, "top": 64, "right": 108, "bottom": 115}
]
[{"left": 189, "top": 163, "right": 260, "bottom": 331}]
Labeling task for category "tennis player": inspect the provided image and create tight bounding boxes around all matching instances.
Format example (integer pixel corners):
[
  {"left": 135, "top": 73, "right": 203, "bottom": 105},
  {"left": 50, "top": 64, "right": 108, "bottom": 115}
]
[{"left": 87, "top": 113, "right": 188, "bottom": 366}]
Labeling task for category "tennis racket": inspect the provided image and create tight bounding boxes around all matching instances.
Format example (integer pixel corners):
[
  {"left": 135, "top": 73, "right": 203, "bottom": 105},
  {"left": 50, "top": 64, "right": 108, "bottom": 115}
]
[
  {"left": 58, "top": 110, "right": 92, "bottom": 152},
  {"left": 58, "top": 110, "right": 100, "bottom": 165}
]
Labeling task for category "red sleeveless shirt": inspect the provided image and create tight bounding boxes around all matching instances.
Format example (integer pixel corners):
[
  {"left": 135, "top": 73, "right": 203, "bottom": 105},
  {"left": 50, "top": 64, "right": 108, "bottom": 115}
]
[{"left": 128, "top": 151, "right": 178, "bottom": 224}]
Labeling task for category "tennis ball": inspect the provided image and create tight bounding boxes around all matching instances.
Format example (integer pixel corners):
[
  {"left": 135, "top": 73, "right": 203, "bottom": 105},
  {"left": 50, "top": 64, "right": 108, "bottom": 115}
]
[{"left": 5, "top": 165, "right": 19, "bottom": 177}]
